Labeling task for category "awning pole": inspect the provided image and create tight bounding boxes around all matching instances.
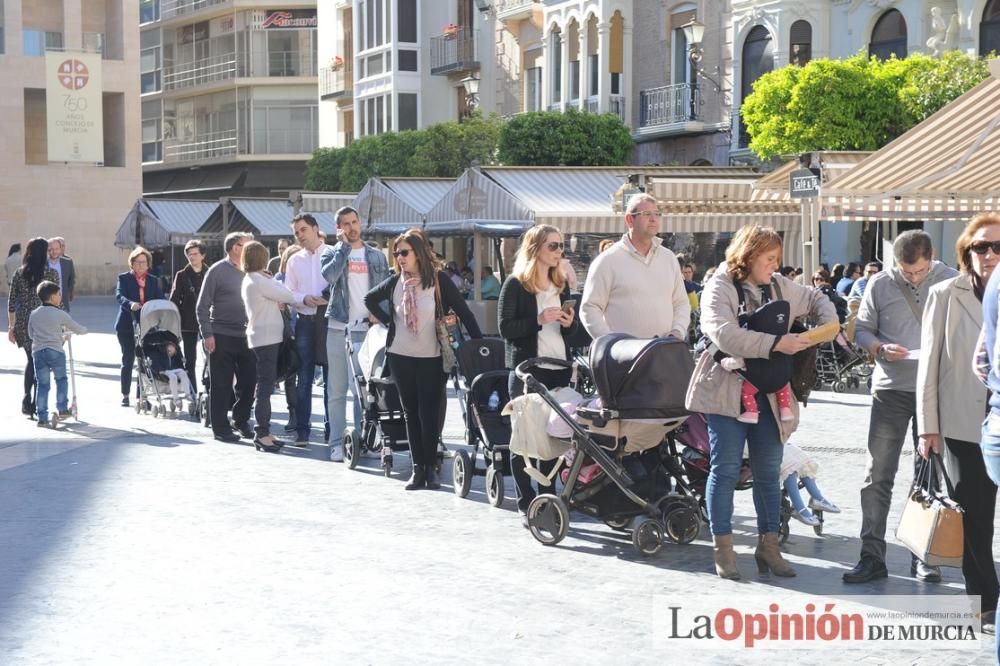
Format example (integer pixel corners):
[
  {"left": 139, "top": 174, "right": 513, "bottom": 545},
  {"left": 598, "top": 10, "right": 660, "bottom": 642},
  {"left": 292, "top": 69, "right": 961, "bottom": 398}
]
[{"left": 473, "top": 231, "right": 482, "bottom": 299}]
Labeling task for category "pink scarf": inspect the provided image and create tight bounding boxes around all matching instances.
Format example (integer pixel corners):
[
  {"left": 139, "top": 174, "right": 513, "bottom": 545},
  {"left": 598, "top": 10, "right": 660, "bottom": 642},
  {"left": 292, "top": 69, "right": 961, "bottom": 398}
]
[
  {"left": 402, "top": 277, "right": 421, "bottom": 334},
  {"left": 133, "top": 271, "right": 147, "bottom": 304}
]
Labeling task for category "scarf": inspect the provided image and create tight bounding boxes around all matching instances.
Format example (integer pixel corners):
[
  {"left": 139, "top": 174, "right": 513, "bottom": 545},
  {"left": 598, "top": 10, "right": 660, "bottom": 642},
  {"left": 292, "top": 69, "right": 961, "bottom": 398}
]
[
  {"left": 402, "top": 277, "right": 421, "bottom": 334},
  {"left": 973, "top": 272, "right": 986, "bottom": 303},
  {"left": 133, "top": 270, "right": 147, "bottom": 304}
]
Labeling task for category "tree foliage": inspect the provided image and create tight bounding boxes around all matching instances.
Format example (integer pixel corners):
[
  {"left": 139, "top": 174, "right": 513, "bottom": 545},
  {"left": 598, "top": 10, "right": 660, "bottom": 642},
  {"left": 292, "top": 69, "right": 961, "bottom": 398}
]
[
  {"left": 497, "top": 108, "right": 633, "bottom": 166},
  {"left": 303, "top": 146, "right": 348, "bottom": 191},
  {"left": 741, "top": 51, "right": 990, "bottom": 160},
  {"left": 407, "top": 114, "right": 502, "bottom": 177}
]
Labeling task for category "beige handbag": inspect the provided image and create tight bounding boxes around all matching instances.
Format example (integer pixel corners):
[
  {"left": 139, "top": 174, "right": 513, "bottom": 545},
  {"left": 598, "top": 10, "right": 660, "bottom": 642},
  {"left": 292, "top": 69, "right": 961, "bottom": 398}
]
[{"left": 895, "top": 453, "right": 964, "bottom": 568}]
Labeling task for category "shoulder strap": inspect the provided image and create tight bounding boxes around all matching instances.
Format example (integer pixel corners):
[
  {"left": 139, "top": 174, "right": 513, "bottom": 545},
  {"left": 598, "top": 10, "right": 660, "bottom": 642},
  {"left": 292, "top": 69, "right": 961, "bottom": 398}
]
[
  {"left": 734, "top": 279, "right": 748, "bottom": 317},
  {"left": 434, "top": 274, "right": 444, "bottom": 320},
  {"left": 771, "top": 277, "right": 783, "bottom": 302},
  {"left": 892, "top": 275, "right": 923, "bottom": 323}
]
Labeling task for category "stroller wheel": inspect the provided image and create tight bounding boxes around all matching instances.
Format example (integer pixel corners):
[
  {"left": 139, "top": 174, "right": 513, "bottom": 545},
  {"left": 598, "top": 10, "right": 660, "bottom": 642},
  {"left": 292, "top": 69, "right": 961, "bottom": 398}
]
[
  {"left": 603, "top": 516, "right": 631, "bottom": 532},
  {"left": 778, "top": 518, "right": 791, "bottom": 545},
  {"left": 632, "top": 518, "right": 664, "bottom": 557},
  {"left": 813, "top": 510, "right": 824, "bottom": 536},
  {"left": 452, "top": 450, "right": 473, "bottom": 499},
  {"left": 664, "top": 506, "right": 701, "bottom": 545},
  {"left": 343, "top": 428, "right": 361, "bottom": 469},
  {"left": 486, "top": 466, "right": 505, "bottom": 508},
  {"left": 832, "top": 380, "right": 847, "bottom": 393},
  {"left": 382, "top": 456, "right": 393, "bottom": 478},
  {"left": 526, "top": 495, "right": 569, "bottom": 546}
]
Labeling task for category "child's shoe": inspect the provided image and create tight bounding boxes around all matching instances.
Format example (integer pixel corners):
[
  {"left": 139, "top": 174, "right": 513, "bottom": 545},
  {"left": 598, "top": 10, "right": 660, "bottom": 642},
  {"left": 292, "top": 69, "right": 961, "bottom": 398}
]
[
  {"left": 779, "top": 406, "right": 794, "bottom": 422},
  {"left": 792, "top": 508, "right": 821, "bottom": 526},
  {"left": 737, "top": 411, "right": 759, "bottom": 424},
  {"left": 37, "top": 419, "right": 49, "bottom": 428},
  {"left": 808, "top": 497, "right": 840, "bottom": 513}
]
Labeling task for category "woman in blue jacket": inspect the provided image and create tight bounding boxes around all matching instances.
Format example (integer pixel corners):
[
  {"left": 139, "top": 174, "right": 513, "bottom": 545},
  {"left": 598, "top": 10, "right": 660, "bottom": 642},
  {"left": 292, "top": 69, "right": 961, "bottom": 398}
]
[{"left": 116, "top": 246, "right": 164, "bottom": 406}]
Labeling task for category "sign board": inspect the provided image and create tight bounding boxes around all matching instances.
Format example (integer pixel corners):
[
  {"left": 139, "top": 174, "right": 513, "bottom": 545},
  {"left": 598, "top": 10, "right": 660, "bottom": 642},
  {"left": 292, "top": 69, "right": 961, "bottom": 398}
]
[
  {"left": 260, "top": 9, "right": 318, "bottom": 29},
  {"left": 789, "top": 168, "right": 820, "bottom": 199},
  {"left": 46, "top": 51, "right": 104, "bottom": 163}
]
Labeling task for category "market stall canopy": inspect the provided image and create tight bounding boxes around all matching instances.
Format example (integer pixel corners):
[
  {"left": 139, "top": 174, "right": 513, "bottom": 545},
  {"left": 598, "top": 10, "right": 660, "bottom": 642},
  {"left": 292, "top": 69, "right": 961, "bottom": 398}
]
[
  {"left": 199, "top": 199, "right": 337, "bottom": 237},
  {"left": 348, "top": 177, "right": 455, "bottom": 236},
  {"left": 822, "top": 77, "right": 1000, "bottom": 220},
  {"left": 298, "top": 191, "right": 357, "bottom": 214},
  {"left": 115, "top": 199, "right": 221, "bottom": 249},
  {"left": 423, "top": 168, "right": 534, "bottom": 237}
]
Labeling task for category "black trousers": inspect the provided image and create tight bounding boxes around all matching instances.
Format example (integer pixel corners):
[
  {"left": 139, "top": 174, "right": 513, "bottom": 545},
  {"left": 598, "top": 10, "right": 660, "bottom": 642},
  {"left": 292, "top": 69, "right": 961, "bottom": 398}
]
[
  {"left": 944, "top": 438, "right": 1000, "bottom": 613},
  {"left": 509, "top": 366, "right": 573, "bottom": 513},
  {"left": 387, "top": 353, "right": 447, "bottom": 467},
  {"left": 181, "top": 331, "right": 199, "bottom": 391},
  {"left": 252, "top": 343, "right": 279, "bottom": 438},
  {"left": 117, "top": 329, "right": 136, "bottom": 397},
  {"left": 209, "top": 333, "right": 257, "bottom": 436},
  {"left": 22, "top": 344, "right": 35, "bottom": 402}
]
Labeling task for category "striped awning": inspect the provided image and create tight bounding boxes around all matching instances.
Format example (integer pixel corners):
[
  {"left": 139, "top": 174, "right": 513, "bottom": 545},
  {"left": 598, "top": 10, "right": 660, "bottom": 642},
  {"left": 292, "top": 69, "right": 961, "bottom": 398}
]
[
  {"left": 299, "top": 192, "right": 357, "bottom": 213},
  {"left": 648, "top": 178, "right": 757, "bottom": 202},
  {"left": 424, "top": 168, "right": 534, "bottom": 236},
  {"left": 115, "top": 199, "right": 220, "bottom": 248},
  {"left": 753, "top": 152, "right": 872, "bottom": 193}
]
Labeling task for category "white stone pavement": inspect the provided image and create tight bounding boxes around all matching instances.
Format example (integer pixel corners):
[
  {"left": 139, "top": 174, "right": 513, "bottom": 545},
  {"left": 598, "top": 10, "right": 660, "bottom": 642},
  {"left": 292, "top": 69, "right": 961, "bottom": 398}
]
[{"left": 0, "top": 297, "right": 994, "bottom": 665}]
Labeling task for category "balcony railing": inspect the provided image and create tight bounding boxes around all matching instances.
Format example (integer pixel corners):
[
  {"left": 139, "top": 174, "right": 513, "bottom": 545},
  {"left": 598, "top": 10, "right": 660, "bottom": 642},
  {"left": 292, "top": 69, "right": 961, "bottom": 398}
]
[
  {"left": 609, "top": 95, "right": 625, "bottom": 124},
  {"left": 495, "top": 0, "right": 535, "bottom": 20},
  {"left": 320, "top": 66, "right": 353, "bottom": 99},
  {"left": 251, "top": 128, "right": 317, "bottom": 154},
  {"left": 164, "top": 129, "right": 239, "bottom": 163},
  {"left": 163, "top": 53, "right": 237, "bottom": 90},
  {"left": 160, "top": 0, "right": 228, "bottom": 20},
  {"left": 267, "top": 50, "right": 317, "bottom": 77},
  {"left": 639, "top": 82, "right": 701, "bottom": 128},
  {"left": 430, "top": 27, "right": 479, "bottom": 75}
]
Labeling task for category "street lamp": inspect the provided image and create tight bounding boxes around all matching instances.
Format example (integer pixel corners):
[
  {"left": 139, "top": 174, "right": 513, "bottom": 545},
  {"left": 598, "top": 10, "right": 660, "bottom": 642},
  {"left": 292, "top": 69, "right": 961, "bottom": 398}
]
[
  {"left": 460, "top": 73, "right": 480, "bottom": 111},
  {"left": 681, "top": 19, "right": 705, "bottom": 63}
]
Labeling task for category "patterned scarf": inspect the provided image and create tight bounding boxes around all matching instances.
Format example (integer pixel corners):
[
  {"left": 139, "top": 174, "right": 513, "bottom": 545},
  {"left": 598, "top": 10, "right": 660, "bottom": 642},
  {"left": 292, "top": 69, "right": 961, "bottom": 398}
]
[
  {"left": 402, "top": 277, "right": 421, "bottom": 333},
  {"left": 133, "top": 270, "right": 147, "bottom": 304}
]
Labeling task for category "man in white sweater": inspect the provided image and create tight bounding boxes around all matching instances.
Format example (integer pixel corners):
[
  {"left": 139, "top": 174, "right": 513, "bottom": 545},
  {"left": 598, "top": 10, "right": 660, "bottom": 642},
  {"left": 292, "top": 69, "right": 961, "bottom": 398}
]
[{"left": 581, "top": 193, "right": 690, "bottom": 340}]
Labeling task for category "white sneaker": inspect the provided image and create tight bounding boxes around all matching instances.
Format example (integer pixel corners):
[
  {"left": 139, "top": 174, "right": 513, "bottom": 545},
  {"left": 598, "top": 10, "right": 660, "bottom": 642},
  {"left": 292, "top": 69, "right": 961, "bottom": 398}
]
[
  {"left": 329, "top": 445, "right": 344, "bottom": 462},
  {"left": 792, "top": 508, "right": 821, "bottom": 526},
  {"left": 808, "top": 497, "right": 841, "bottom": 513}
]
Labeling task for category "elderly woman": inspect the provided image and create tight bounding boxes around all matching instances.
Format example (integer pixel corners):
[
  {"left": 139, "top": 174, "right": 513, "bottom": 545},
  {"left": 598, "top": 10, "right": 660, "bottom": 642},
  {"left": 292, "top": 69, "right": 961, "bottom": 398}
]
[
  {"left": 115, "top": 246, "right": 164, "bottom": 407},
  {"left": 170, "top": 239, "right": 209, "bottom": 390},
  {"left": 687, "top": 225, "right": 836, "bottom": 580},
  {"left": 7, "top": 237, "right": 59, "bottom": 415},
  {"left": 918, "top": 213, "right": 1000, "bottom": 631}
]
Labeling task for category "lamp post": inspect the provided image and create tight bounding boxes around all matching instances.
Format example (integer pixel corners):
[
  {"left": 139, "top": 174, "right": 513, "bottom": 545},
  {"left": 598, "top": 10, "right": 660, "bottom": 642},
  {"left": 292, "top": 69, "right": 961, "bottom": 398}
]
[
  {"left": 460, "top": 73, "right": 480, "bottom": 112},
  {"left": 681, "top": 19, "right": 704, "bottom": 121}
]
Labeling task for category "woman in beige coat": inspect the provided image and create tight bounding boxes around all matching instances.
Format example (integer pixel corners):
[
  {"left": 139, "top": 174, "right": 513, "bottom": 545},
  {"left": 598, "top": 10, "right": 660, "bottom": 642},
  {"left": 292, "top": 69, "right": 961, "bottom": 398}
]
[
  {"left": 917, "top": 213, "right": 1000, "bottom": 629},
  {"left": 687, "top": 225, "right": 836, "bottom": 580}
]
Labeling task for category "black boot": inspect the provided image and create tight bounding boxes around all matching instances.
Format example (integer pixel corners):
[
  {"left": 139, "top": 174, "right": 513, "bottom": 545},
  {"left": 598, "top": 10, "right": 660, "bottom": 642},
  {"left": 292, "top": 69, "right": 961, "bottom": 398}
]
[
  {"left": 405, "top": 464, "right": 426, "bottom": 491},
  {"left": 425, "top": 464, "right": 441, "bottom": 490}
]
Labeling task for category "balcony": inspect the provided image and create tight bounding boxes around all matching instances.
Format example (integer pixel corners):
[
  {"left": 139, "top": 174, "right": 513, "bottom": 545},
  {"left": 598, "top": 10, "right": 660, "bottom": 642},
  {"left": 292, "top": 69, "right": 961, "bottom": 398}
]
[
  {"left": 637, "top": 83, "right": 704, "bottom": 136},
  {"left": 430, "top": 27, "right": 479, "bottom": 75},
  {"left": 160, "top": 0, "right": 228, "bottom": 20},
  {"left": 163, "top": 53, "right": 237, "bottom": 91},
  {"left": 164, "top": 129, "right": 239, "bottom": 163},
  {"left": 267, "top": 50, "right": 317, "bottom": 78},
  {"left": 320, "top": 66, "right": 353, "bottom": 99},
  {"left": 495, "top": 0, "right": 536, "bottom": 21},
  {"left": 609, "top": 95, "right": 625, "bottom": 124}
]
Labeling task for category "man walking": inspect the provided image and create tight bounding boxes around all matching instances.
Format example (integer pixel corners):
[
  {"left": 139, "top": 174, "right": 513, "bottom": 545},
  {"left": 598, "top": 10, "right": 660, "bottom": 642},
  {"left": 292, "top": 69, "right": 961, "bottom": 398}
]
[
  {"left": 320, "top": 206, "right": 390, "bottom": 461},
  {"left": 196, "top": 232, "right": 257, "bottom": 443},
  {"left": 844, "top": 230, "right": 958, "bottom": 583},
  {"left": 268, "top": 238, "right": 290, "bottom": 275},
  {"left": 283, "top": 214, "right": 331, "bottom": 444},
  {"left": 580, "top": 192, "right": 690, "bottom": 339},
  {"left": 47, "top": 237, "right": 75, "bottom": 311}
]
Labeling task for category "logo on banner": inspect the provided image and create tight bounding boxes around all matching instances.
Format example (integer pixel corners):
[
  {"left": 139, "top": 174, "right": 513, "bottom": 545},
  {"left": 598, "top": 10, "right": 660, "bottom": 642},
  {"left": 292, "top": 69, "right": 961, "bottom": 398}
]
[
  {"left": 261, "top": 10, "right": 318, "bottom": 29},
  {"left": 57, "top": 59, "right": 90, "bottom": 91}
]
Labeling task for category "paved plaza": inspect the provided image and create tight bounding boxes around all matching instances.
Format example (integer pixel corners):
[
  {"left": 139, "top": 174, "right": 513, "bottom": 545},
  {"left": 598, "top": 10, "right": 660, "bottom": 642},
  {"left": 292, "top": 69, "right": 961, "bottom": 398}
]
[{"left": 0, "top": 298, "right": 995, "bottom": 665}]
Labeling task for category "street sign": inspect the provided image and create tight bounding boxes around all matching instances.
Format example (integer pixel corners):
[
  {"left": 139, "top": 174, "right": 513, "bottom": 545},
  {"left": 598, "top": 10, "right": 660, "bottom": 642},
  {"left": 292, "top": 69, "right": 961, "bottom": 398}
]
[{"left": 789, "top": 168, "right": 820, "bottom": 199}]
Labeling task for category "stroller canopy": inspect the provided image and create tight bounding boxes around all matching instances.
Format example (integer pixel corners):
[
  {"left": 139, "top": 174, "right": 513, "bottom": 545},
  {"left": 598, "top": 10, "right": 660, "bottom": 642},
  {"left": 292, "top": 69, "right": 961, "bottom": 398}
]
[
  {"left": 138, "top": 299, "right": 183, "bottom": 344},
  {"left": 589, "top": 334, "right": 694, "bottom": 420}
]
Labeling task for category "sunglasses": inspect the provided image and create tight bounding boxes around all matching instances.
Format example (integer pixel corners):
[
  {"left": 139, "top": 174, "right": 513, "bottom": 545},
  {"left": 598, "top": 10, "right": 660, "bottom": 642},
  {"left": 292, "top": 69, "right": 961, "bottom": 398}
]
[
  {"left": 970, "top": 240, "right": 1000, "bottom": 255},
  {"left": 392, "top": 249, "right": 411, "bottom": 258},
  {"left": 546, "top": 242, "right": 564, "bottom": 252}
]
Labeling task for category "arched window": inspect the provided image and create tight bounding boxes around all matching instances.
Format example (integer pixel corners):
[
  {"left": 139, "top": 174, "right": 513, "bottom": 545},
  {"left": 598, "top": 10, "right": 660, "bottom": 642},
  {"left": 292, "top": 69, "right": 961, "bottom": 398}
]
[
  {"left": 869, "top": 9, "right": 907, "bottom": 60},
  {"left": 790, "top": 20, "right": 812, "bottom": 66},
  {"left": 739, "top": 26, "right": 773, "bottom": 148},
  {"left": 982, "top": 0, "right": 1000, "bottom": 56}
]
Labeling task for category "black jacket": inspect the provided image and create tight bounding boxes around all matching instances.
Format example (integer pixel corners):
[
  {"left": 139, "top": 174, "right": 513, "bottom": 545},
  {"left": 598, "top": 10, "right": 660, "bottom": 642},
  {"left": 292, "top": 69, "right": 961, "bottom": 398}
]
[
  {"left": 365, "top": 270, "right": 483, "bottom": 350},
  {"left": 170, "top": 264, "right": 207, "bottom": 333},
  {"left": 497, "top": 276, "right": 580, "bottom": 370}
]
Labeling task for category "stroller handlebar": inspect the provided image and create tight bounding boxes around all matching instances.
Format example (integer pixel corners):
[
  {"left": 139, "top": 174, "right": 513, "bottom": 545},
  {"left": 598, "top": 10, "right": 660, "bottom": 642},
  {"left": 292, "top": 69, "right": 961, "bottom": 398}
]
[{"left": 514, "top": 357, "right": 574, "bottom": 380}]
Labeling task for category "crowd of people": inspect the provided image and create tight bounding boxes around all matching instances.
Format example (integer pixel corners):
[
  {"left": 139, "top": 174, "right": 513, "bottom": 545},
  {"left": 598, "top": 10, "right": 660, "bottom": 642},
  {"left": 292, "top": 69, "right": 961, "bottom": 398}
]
[{"left": 7, "top": 202, "right": 1000, "bottom": 639}]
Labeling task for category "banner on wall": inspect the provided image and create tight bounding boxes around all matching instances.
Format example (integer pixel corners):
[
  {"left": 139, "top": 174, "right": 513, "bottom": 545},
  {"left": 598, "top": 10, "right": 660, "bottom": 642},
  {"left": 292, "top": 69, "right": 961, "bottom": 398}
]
[
  {"left": 260, "top": 9, "right": 318, "bottom": 29},
  {"left": 46, "top": 51, "right": 104, "bottom": 163}
]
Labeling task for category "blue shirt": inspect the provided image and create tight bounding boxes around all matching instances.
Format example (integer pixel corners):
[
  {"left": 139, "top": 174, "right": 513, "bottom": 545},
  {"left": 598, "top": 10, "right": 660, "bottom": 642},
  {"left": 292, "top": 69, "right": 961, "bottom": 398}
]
[
  {"left": 836, "top": 276, "right": 855, "bottom": 296},
  {"left": 984, "top": 267, "right": 1000, "bottom": 413},
  {"left": 480, "top": 275, "right": 501, "bottom": 300}
]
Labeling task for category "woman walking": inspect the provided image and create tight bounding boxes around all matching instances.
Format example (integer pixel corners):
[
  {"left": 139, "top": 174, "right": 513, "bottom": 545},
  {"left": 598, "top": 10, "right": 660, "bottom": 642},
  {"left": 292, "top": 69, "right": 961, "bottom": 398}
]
[
  {"left": 917, "top": 213, "right": 1000, "bottom": 632},
  {"left": 365, "top": 228, "right": 482, "bottom": 490},
  {"left": 687, "top": 225, "right": 836, "bottom": 579},
  {"left": 115, "top": 246, "right": 164, "bottom": 407},
  {"left": 170, "top": 239, "right": 209, "bottom": 390},
  {"left": 241, "top": 241, "right": 299, "bottom": 452},
  {"left": 498, "top": 225, "right": 578, "bottom": 524},
  {"left": 6, "top": 238, "right": 59, "bottom": 415}
]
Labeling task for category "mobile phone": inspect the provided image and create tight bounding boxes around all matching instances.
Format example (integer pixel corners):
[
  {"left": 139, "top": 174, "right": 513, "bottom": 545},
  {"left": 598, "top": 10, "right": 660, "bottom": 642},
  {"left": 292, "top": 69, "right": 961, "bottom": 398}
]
[{"left": 561, "top": 299, "right": 577, "bottom": 313}]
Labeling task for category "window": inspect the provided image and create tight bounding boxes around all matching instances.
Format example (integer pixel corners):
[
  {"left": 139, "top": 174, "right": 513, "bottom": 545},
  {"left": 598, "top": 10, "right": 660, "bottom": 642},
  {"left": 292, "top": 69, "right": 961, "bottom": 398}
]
[
  {"left": 398, "top": 50, "right": 417, "bottom": 71},
  {"left": 610, "top": 72, "right": 621, "bottom": 95},
  {"left": 589, "top": 54, "right": 598, "bottom": 96},
  {"left": 142, "top": 100, "right": 162, "bottom": 163},
  {"left": 398, "top": 93, "right": 417, "bottom": 130},
  {"left": 140, "top": 30, "right": 161, "bottom": 94},
  {"left": 140, "top": 0, "right": 159, "bottom": 24},
  {"left": 671, "top": 6, "right": 695, "bottom": 86},
  {"left": 84, "top": 32, "right": 105, "bottom": 57},
  {"left": 367, "top": 53, "right": 384, "bottom": 76},
  {"left": 23, "top": 30, "right": 63, "bottom": 56},
  {"left": 569, "top": 61, "right": 580, "bottom": 101},
  {"left": 361, "top": 0, "right": 390, "bottom": 51},
  {"left": 870, "top": 9, "right": 907, "bottom": 60},
  {"left": 526, "top": 67, "right": 541, "bottom": 111},
  {"left": 551, "top": 31, "right": 562, "bottom": 104},
  {"left": 359, "top": 93, "right": 391, "bottom": 135},
  {"left": 740, "top": 25, "right": 773, "bottom": 148},
  {"left": 982, "top": 0, "right": 1000, "bottom": 56},
  {"left": 790, "top": 20, "right": 812, "bottom": 66},
  {"left": 398, "top": 0, "right": 417, "bottom": 43}
]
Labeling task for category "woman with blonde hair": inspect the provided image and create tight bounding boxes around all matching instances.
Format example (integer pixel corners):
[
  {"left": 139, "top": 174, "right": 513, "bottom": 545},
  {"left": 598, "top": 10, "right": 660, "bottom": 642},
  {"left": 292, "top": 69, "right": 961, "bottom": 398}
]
[
  {"left": 498, "top": 224, "right": 579, "bottom": 523},
  {"left": 917, "top": 212, "right": 1000, "bottom": 630},
  {"left": 115, "top": 245, "right": 164, "bottom": 407},
  {"left": 687, "top": 225, "right": 836, "bottom": 580},
  {"left": 241, "top": 241, "right": 299, "bottom": 452},
  {"left": 365, "top": 228, "right": 482, "bottom": 490}
]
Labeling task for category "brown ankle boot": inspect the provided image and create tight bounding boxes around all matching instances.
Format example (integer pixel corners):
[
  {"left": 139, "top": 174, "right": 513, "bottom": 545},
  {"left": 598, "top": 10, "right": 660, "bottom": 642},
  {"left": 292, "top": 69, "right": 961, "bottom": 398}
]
[
  {"left": 713, "top": 534, "right": 741, "bottom": 580},
  {"left": 754, "top": 533, "right": 796, "bottom": 577}
]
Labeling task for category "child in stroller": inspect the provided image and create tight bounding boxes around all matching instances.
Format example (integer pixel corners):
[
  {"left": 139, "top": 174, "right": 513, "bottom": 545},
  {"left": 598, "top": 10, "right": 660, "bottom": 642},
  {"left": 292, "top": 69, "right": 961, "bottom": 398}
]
[
  {"left": 143, "top": 329, "right": 194, "bottom": 411},
  {"left": 780, "top": 443, "right": 840, "bottom": 529}
]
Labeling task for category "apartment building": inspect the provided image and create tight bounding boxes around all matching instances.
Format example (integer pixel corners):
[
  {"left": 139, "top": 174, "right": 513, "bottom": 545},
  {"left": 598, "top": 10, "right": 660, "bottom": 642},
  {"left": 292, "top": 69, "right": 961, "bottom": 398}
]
[
  {"left": 0, "top": 0, "right": 142, "bottom": 295},
  {"left": 139, "top": 0, "right": 319, "bottom": 198}
]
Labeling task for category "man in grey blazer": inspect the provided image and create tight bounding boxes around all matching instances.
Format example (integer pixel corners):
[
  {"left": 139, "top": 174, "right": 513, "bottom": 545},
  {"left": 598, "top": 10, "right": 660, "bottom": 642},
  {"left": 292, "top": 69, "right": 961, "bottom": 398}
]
[{"left": 47, "top": 237, "right": 75, "bottom": 311}]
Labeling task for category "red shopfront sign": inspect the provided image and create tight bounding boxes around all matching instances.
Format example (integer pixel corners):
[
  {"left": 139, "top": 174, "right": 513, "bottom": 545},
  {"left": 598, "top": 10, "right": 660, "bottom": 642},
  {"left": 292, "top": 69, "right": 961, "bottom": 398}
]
[{"left": 260, "top": 9, "right": 318, "bottom": 30}]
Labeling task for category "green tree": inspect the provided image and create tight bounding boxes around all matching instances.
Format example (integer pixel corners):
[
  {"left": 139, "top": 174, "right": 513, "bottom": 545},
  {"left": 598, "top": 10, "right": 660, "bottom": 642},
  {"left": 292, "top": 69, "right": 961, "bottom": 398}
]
[
  {"left": 407, "top": 114, "right": 502, "bottom": 177},
  {"left": 303, "top": 147, "right": 347, "bottom": 191},
  {"left": 497, "top": 108, "right": 633, "bottom": 165},
  {"left": 336, "top": 130, "right": 430, "bottom": 191}
]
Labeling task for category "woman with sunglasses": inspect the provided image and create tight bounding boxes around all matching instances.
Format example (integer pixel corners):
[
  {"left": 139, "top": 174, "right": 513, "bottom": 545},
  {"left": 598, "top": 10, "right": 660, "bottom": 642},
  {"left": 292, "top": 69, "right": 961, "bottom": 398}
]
[
  {"left": 365, "top": 228, "right": 482, "bottom": 490},
  {"left": 916, "top": 213, "right": 1000, "bottom": 632},
  {"left": 498, "top": 225, "right": 579, "bottom": 525}
]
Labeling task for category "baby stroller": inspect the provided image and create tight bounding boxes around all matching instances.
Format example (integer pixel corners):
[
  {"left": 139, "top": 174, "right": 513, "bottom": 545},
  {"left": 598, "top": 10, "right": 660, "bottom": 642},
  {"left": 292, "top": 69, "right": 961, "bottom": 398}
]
[
  {"left": 515, "top": 334, "right": 700, "bottom": 556},
  {"left": 451, "top": 338, "right": 512, "bottom": 506},
  {"left": 814, "top": 331, "right": 872, "bottom": 392},
  {"left": 134, "top": 300, "right": 195, "bottom": 418}
]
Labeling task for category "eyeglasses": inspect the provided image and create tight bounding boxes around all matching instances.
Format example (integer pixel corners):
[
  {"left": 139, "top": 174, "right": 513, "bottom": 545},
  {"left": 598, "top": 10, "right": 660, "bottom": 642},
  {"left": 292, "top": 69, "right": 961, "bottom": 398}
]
[
  {"left": 970, "top": 240, "right": 1000, "bottom": 255},
  {"left": 546, "top": 242, "right": 564, "bottom": 252},
  {"left": 630, "top": 210, "right": 661, "bottom": 219},
  {"left": 393, "top": 249, "right": 411, "bottom": 258}
]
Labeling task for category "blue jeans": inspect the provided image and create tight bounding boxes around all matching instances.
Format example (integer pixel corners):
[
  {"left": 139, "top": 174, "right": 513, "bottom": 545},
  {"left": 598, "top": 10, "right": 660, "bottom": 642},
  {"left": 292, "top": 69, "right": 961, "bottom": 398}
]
[
  {"left": 784, "top": 472, "right": 824, "bottom": 513},
  {"left": 325, "top": 327, "right": 366, "bottom": 447},
  {"left": 706, "top": 393, "right": 784, "bottom": 536},
  {"left": 295, "top": 316, "right": 328, "bottom": 439},
  {"left": 33, "top": 347, "right": 68, "bottom": 422}
]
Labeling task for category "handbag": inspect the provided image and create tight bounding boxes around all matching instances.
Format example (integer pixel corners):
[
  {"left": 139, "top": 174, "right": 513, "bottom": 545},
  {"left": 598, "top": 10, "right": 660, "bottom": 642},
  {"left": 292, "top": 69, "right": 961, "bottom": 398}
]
[
  {"left": 895, "top": 452, "right": 964, "bottom": 568},
  {"left": 434, "top": 276, "right": 458, "bottom": 374},
  {"left": 276, "top": 309, "right": 301, "bottom": 383}
]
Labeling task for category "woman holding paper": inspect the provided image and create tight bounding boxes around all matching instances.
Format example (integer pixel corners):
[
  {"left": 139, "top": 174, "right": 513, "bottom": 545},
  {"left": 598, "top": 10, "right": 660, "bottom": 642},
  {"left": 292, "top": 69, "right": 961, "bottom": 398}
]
[{"left": 916, "top": 213, "right": 1000, "bottom": 632}]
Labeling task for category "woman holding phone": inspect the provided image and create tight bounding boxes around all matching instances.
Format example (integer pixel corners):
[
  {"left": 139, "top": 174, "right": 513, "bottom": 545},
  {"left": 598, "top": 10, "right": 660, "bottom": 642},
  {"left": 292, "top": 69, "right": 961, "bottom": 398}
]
[{"left": 499, "top": 225, "right": 579, "bottom": 525}]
